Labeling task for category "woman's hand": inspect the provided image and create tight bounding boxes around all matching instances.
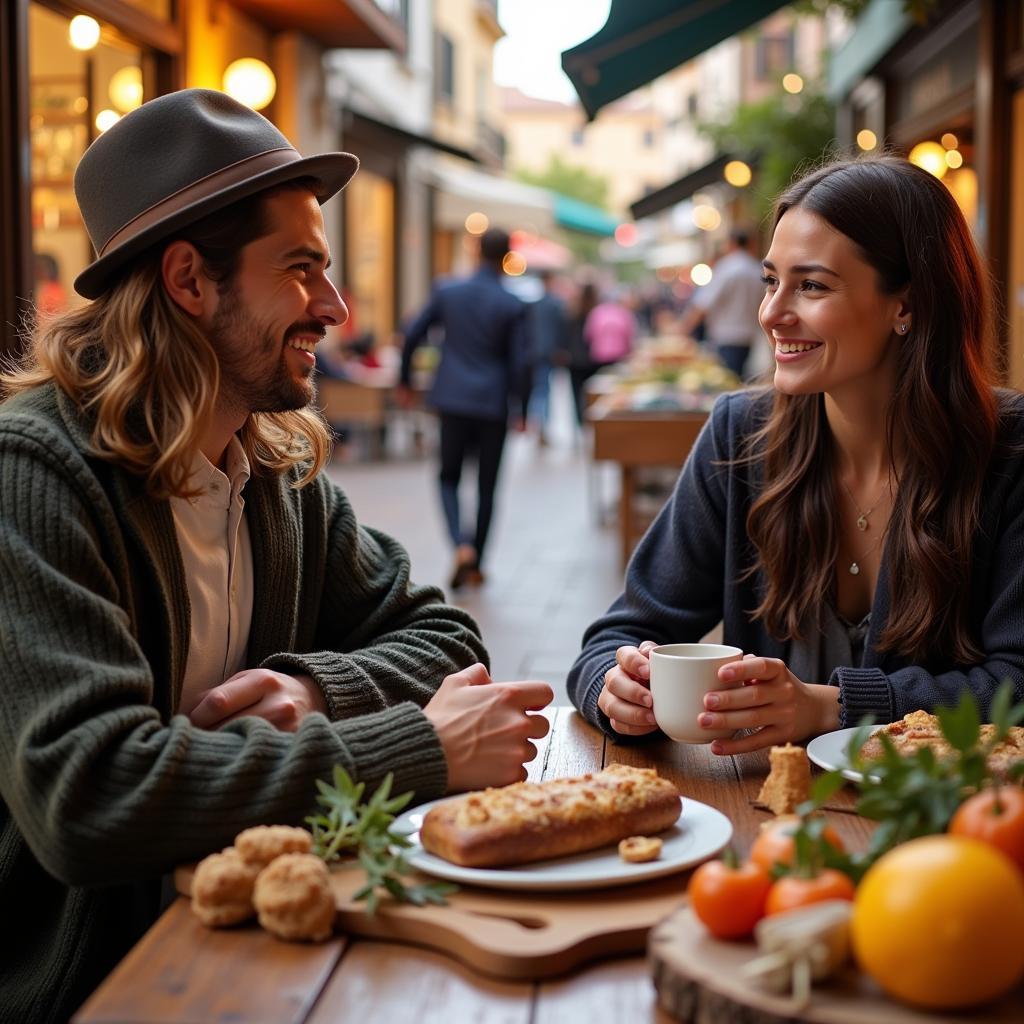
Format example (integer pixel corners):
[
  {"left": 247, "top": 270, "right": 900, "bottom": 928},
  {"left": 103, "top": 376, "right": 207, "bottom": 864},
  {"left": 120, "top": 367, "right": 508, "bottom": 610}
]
[
  {"left": 597, "top": 641, "right": 660, "bottom": 736},
  {"left": 699, "top": 654, "right": 840, "bottom": 754}
]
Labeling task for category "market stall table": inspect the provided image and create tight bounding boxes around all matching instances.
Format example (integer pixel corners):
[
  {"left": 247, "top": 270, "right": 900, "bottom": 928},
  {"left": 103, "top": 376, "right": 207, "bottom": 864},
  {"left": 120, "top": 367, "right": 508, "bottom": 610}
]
[
  {"left": 588, "top": 403, "right": 708, "bottom": 567},
  {"left": 74, "top": 708, "right": 875, "bottom": 1024}
]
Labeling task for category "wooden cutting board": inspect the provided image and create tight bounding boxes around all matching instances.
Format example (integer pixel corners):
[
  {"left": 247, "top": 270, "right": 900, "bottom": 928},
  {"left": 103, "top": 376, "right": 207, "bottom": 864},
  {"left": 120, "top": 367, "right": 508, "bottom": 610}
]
[
  {"left": 176, "top": 861, "right": 686, "bottom": 980},
  {"left": 650, "top": 903, "right": 1024, "bottom": 1023}
]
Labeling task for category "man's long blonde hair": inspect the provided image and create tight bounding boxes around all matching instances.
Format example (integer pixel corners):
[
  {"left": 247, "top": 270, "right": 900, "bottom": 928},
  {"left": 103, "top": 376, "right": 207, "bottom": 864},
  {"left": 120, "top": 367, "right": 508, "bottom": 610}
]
[{"left": 2, "top": 188, "right": 331, "bottom": 498}]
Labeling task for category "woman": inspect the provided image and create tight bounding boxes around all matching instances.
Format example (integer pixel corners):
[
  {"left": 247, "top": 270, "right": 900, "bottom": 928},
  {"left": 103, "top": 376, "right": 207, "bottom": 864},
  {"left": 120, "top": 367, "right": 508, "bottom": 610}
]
[{"left": 568, "top": 156, "right": 1024, "bottom": 753}]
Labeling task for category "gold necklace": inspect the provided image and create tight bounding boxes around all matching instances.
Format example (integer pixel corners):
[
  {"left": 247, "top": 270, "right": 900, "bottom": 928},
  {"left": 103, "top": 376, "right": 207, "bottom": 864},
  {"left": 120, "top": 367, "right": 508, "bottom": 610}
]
[
  {"left": 838, "top": 476, "right": 887, "bottom": 532},
  {"left": 847, "top": 529, "right": 886, "bottom": 576}
]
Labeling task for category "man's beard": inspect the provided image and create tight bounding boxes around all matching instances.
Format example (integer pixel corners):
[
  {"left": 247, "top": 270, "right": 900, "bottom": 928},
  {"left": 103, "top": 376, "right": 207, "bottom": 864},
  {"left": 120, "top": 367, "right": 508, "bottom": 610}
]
[{"left": 207, "top": 286, "right": 320, "bottom": 415}]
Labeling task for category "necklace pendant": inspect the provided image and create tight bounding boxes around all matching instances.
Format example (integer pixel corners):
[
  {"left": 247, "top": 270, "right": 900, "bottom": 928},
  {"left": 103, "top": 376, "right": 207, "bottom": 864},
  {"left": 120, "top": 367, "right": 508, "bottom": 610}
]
[
  {"left": 856, "top": 514, "right": 868, "bottom": 531},
  {"left": 849, "top": 561, "right": 860, "bottom": 575}
]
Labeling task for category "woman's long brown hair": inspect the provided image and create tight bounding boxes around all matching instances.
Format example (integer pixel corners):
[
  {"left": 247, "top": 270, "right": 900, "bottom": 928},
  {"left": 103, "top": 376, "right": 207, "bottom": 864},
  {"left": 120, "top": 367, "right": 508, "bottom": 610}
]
[
  {"left": 745, "top": 157, "right": 999, "bottom": 665},
  {"left": 2, "top": 180, "right": 331, "bottom": 498}
]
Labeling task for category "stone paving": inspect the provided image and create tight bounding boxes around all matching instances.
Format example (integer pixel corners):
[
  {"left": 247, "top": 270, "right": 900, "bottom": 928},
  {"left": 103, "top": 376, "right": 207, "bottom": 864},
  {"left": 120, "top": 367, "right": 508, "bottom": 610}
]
[{"left": 326, "top": 373, "right": 625, "bottom": 705}]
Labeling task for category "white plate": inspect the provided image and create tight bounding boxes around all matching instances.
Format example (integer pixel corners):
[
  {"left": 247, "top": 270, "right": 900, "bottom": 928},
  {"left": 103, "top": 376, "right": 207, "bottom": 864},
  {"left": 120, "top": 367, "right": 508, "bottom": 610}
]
[
  {"left": 393, "top": 796, "right": 732, "bottom": 892},
  {"left": 806, "top": 726, "right": 881, "bottom": 783}
]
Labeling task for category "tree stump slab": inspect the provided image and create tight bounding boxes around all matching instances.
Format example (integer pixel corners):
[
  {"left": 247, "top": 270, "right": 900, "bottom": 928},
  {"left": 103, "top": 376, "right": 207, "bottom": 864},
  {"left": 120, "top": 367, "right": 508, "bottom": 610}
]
[{"left": 649, "top": 904, "right": 1024, "bottom": 1023}]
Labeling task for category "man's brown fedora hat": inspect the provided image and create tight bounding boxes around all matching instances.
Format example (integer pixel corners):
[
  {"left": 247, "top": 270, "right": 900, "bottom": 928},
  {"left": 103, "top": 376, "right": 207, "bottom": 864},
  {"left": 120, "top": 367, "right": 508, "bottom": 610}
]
[{"left": 73, "top": 88, "right": 358, "bottom": 299}]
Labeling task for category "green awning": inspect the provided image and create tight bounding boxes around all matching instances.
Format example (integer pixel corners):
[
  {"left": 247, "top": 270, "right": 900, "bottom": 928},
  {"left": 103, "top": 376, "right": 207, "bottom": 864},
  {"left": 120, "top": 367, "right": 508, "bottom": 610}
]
[
  {"left": 828, "top": 0, "right": 911, "bottom": 100},
  {"left": 553, "top": 194, "right": 619, "bottom": 236},
  {"left": 631, "top": 152, "right": 736, "bottom": 220},
  {"left": 562, "top": 0, "right": 788, "bottom": 120}
]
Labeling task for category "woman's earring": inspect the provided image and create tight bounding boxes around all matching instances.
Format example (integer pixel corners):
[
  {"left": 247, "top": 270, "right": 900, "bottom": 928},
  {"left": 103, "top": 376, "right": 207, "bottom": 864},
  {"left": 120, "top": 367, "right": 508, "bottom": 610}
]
[{"left": 898, "top": 322, "right": 909, "bottom": 334}]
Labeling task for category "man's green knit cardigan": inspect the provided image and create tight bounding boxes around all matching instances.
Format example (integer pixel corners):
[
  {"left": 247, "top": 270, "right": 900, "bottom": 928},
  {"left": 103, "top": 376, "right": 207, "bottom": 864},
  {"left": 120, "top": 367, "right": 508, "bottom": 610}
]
[{"left": 0, "top": 383, "right": 487, "bottom": 1024}]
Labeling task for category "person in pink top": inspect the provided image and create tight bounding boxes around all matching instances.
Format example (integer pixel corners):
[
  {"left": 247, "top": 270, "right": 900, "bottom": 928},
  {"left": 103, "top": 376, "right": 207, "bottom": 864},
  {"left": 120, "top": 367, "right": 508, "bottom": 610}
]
[{"left": 583, "top": 289, "right": 637, "bottom": 367}]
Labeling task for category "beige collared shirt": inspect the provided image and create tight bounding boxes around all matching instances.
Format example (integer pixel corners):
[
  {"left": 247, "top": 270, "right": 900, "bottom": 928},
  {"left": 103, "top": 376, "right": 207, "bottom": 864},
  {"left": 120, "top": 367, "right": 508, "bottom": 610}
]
[{"left": 170, "top": 437, "right": 254, "bottom": 714}]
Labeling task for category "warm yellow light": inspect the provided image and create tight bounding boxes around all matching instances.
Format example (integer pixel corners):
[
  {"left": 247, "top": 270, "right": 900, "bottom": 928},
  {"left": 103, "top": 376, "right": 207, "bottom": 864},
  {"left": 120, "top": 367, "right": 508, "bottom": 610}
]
[
  {"left": 856, "top": 129, "right": 877, "bottom": 151},
  {"left": 691, "top": 263, "right": 713, "bottom": 287},
  {"left": 692, "top": 204, "right": 721, "bottom": 232},
  {"left": 908, "top": 141, "right": 948, "bottom": 179},
  {"left": 945, "top": 149, "right": 964, "bottom": 169},
  {"left": 464, "top": 212, "right": 489, "bottom": 235},
  {"left": 222, "top": 58, "right": 277, "bottom": 111},
  {"left": 72, "top": 96, "right": 89, "bottom": 114},
  {"left": 502, "top": 251, "right": 527, "bottom": 276},
  {"left": 941, "top": 132, "right": 959, "bottom": 150},
  {"left": 782, "top": 73, "right": 804, "bottom": 94},
  {"left": 95, "top": 109, "right": 121, "bottom": 133},
  {"left": 69, "top": 15, "right": 100, "bottom": 51},
  {"left": 723, "top": 160, "right": 752, "bottom": 187},
  {"left": 944, "top": 166, "right": 977, "bottom": 224},
  {"left": 109, "top": 66, "right": 144, "bottom": 113}
]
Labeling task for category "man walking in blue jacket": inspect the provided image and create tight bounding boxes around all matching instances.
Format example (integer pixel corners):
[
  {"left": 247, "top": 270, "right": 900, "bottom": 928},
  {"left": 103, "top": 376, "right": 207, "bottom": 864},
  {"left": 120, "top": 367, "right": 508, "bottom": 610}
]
[{"left": 399, "top": 228, "right": 528, "bottom": 589}]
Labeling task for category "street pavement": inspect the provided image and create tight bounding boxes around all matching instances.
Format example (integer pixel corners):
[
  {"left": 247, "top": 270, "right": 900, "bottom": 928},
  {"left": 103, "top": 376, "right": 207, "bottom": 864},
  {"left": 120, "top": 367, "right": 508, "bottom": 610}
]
[{"left": 326, "top": 372, "right": 624, "bottom": 705}]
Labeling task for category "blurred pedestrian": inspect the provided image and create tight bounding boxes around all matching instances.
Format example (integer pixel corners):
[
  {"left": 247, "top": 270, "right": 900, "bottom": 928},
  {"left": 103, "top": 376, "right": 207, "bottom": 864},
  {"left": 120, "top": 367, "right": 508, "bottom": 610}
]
[
  {"left": 398, "top": 228, "right": 529, "bottom": 589},
  {"left": 681, "top": 229, "right": 764, "bottom": 378},
  {"left": 584, "top": 285, "right": 636, "bottom": 370},
  {"left": 527, "top": 269, "right": 570, "bottom": 445},
  {"left": 558, "top": 279, "right": 600, "bottom": 428}
]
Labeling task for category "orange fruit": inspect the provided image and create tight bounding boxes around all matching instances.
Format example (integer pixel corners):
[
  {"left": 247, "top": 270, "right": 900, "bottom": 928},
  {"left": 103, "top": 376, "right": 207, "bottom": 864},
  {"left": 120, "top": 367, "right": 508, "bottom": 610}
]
[{"left": 851, "top": 835, "right": 1024, "bottom": 1009}]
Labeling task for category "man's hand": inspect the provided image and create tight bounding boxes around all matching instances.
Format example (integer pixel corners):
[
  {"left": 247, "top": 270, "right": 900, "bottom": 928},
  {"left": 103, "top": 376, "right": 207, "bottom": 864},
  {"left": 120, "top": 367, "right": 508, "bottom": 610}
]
[
  {"left": 423, "top": 663, "right": 553, "bottom": 792},
  {"left": 188, "top": 670, "right": 329, "bottom": 732}
]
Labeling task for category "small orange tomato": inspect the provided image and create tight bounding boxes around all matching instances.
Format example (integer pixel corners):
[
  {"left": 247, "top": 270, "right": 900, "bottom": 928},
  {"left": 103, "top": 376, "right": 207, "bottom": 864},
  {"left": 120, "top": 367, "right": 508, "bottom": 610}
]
[
  {"left": 749, "top": 817, "right": 845, "bottom": 874},
  {"left": 949, "top": 787, "right": 1024, "bottom": 874},
  {"left": 688, "top": 858, "right": 773, "bottom": 940},
  {"left": 765, "top": 869, "right": 855, "bottom": 917}
]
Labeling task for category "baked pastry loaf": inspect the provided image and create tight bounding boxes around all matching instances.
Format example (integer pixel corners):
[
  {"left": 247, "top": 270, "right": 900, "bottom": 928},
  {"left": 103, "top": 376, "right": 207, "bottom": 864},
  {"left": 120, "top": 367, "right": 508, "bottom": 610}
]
[
  {"left": 860, "top": 710, "right": 1024, "bottom": 776},
  {"left": 420, "top": 763, "right": 681, "bottom": 868}
]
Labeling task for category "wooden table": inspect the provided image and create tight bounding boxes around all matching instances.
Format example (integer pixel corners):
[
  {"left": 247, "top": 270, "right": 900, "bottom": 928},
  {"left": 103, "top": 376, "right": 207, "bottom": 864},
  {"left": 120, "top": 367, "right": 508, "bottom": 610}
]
[
  {"left": 75, "top": 708, "right": 872, "bottom": 1024},
  {"left": 588, "top": 406, "right": 709, "bottom": 567}
]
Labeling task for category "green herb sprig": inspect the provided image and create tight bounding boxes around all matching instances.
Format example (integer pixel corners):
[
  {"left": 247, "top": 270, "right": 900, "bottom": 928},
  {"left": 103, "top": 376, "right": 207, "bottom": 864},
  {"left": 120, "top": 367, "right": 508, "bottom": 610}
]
[
  {"left": 305, "top": 766, "right": 456, "bottom": 914},
  {"left": 788, "top": 680, "right": 1024, "bottom": 882}
]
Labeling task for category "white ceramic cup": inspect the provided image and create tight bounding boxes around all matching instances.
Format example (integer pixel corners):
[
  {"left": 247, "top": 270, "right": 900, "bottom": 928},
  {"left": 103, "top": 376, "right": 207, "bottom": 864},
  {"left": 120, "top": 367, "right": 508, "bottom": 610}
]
[{"left": 648, "top": 643, "right": 743, "bottom": 743}]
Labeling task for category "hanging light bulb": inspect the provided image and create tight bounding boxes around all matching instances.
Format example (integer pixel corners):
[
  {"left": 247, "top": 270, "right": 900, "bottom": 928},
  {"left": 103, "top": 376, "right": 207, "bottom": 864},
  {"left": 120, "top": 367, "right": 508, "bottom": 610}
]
[
  {"left": 222, "top": 58, "right": 277, "bottom": 111},
  {"left": 69, "top": 15, "right": 100, "bottom": 51}
]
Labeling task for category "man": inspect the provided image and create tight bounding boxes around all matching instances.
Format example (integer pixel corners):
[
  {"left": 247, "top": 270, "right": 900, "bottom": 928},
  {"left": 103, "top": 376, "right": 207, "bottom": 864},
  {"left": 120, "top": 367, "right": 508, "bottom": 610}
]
[
  {"left": 398, "top": 228, "right": 528, "bottom": 589},
  {"left": 681, "top": 229, "right": 765, "bottom": 379},
  {"left": 0, "top": 89, "right": 551, "bottom": 1024}
]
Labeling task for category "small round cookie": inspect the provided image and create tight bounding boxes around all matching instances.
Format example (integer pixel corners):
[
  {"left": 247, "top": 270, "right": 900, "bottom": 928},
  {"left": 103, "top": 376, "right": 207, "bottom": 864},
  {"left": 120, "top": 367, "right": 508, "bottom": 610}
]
[
  {"left": 191, "top": 850, "right": 260, "bottom": 927},
  {"left": 253, "top": 853, "right": 336, "bottom": 942},
  {"left": 618, "top": 836, "right": 663, "bottom": 863},
  {"left": 234, "top": 825, "right": 313, "bottom": 868}
]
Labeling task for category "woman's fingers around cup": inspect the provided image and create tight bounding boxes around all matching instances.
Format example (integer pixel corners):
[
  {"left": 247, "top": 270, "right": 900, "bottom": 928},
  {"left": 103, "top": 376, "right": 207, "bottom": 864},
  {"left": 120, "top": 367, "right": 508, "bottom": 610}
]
[{"left": 615, "top": 643, "right": 654, "bottom": 682}]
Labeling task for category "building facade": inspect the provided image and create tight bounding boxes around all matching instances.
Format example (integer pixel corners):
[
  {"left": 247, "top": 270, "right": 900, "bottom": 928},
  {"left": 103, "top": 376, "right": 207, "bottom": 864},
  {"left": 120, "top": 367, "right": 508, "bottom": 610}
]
[
  {"left": 0, "top": 0, "right": 408, "bottom": 356},
  {"left": 832, "top": 0, "right": 1024, "bottom": 386}
]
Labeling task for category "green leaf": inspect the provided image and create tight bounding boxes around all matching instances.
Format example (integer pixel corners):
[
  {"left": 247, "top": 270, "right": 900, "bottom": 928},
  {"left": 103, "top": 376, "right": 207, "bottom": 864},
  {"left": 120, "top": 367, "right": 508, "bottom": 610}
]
[
  {"left": 935, "top": 693, "right": 980, "bottom": 752},
  {"left": 810, "top": 770, "right": 846, "bottom": 805},
  {"left": 309, "top": 766, "right": 457, "bottom": 913}
]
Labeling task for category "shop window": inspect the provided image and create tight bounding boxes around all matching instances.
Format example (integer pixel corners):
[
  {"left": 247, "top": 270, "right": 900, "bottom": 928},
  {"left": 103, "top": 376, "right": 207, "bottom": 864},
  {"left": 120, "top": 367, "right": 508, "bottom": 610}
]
[
  {"left": 344, "top": 170, "right": 395, "bottom": 352},
  {"left": 755, "top": 32, "right": 795, "bottom": 82},
  {"left": 436, "top": 32, "right": 455, "bottom": 104},
  {"left": 28, "top": 3, "right": 155, "bottom": 313}
]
